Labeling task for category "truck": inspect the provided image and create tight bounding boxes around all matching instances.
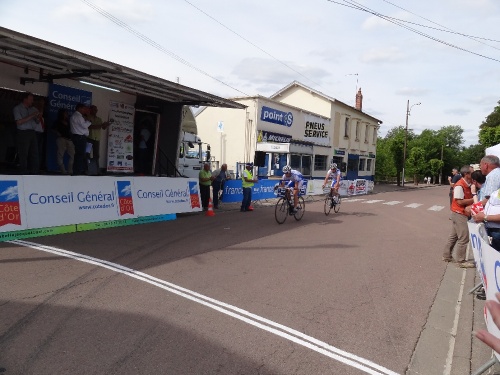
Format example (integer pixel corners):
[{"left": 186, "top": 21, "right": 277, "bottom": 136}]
[
  {"left": 176, "top": 107, "right": 214, "bottom": 178},
  {"left": 177, "top": 131, "right": 213, "bottom": 178}
]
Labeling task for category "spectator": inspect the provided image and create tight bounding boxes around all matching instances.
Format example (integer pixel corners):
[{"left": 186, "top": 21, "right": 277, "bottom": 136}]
[
  {"left": 211, "top": 163, "right": 231, "bottom": 209},
  {"left": 448, "top": 168, "right": 461, "bottom": 206},
  {"left": 137, "top": 121, "right": 151, "bottom": 174},
  {"left": 199, "top": 163, "right": 212, "bottom": 211},
  {"left": 479, "top": 155, "right": 500, "bottom": 206},
  {"left": 426, "top": 176, "right": 431, "bottom": 185},
  {"left": 476, "top": 293, "right": 500, "bottom": 352},
  {"left": 70, "top": 103, "right": 92, "bottom": 175},
  {"left": 465, "top": 170, "right": 486, "bottom": 217},
  {"left": 241, "top": 162, "right": 258, "bottom": 212},
  {"left": 87, "top": 105, "right": 110, "bottom": 175},
  {"left": 54, "top": 109, "right": 74, "bottom": 175},
  {"left": 12, "top": 92, "right": 40, "bottom": 174},
  {"left": 472, "top": 185, "right": 500, "bottom": 251},
  {"left": 442, "top": 165, "right": 475, "bottom": 268},
  {"left": 33, "top": 98, "right": 46, "bottom": 171}
]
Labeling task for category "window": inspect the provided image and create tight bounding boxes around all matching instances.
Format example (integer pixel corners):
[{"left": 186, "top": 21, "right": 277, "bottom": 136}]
[
  {"left": 355, "top": 121, "right": 360, "bottom": 141},
  {"left": 364, "top": 125, "right": 369, "bottom": 143},
  {"left": 359, "top": 158, "right": 366, "bottom": 171},
  {"left": 290, "top": 154, "right": 312, "bottom": 176},
  {"left": 314, "top": 155, "right": 328, "bottom": 171},
  {"left": 347, "top": 158, "right": 358, "bottom": 172},
  {"left": 367, "top": 159, "right": 372, "bottom": 172},
  {"left": 344, "top": 118, "right": 349, "bottom": 138},
  {"left": 373, "top": 128, "right": 377, "bottom": 144}
]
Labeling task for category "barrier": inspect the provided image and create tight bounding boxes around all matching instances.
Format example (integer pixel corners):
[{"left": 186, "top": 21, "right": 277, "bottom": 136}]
[
  {"left": 0, "top": 175, "right": 201, "bottom": 241},
  {"left": 220, "top": 178, "right": 373, "bottom": 203},
  {"left": 468, "top": 222, "right": 500, "bottom": 373}
]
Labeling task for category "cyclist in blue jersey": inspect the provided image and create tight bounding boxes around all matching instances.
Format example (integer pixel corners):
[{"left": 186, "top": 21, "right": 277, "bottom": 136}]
[
  {"left": 280, "top": 165, "right": 304, "bottom": 214},
  {"left": 322, "top": 163, "right": 341, "bottom": 203}
]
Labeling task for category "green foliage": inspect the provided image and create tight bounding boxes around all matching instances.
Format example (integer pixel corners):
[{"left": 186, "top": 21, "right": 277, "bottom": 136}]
[
  {"left": 479, "top": 101, "right": 500, "bottom": 148},
  {"left": 429, "top": 159, "right": 444, "bottom": 183},
  {"left": 407, "top": 147, "right": 427, "bottom": 181}
]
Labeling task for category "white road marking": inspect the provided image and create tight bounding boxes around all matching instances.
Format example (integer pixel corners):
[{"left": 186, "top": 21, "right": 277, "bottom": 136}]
[
  {"left": 404, "top": 203, "right": 423, "bottom": 208},
  {"left": 343, "top": 198, "right": 367, "bottom": 203},
  {"left": 362, "top": 200, "right": 385, "bottom": 204},
  {"left": 10, "top": 239, "right": 399, "bottom": 375},
  {"left": 383, "top": 201, "right": 403, "bottom": 205},
  {"left": 428, "top": 205, "right": 445, "bottom": 211}
]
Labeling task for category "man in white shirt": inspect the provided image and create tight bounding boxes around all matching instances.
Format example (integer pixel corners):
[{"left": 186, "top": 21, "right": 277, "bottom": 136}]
[{"left": 70, "top": 103, "right": 92, "bottom": 175}]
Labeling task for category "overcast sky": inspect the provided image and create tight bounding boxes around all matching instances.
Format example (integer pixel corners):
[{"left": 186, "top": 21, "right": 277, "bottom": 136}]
[{"left": 2, "top": 0, "right": 499, "bottom": 146}]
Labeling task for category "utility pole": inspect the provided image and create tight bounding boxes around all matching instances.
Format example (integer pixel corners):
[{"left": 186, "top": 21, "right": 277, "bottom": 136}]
[
  {"left": 402, "top": 100, "right": 421, "bottom": 187},
  {"left": 439, "top": 144, "right": 444, "bottom": 185},
  {"left": 402, "top": 100, "right": 409, "bottom": 187}
]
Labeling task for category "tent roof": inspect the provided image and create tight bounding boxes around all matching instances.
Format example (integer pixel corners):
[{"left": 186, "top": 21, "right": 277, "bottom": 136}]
[{"left": 0, "top": 27, "right": 245, "bottom": 109}]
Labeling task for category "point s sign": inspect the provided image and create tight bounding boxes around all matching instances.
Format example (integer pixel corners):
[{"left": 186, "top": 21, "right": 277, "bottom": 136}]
[
  {"left": 260, "top": 106, "right": 293, "bottom": 127},
  {"left": 0, "top": 180, "right": 21, "bottom": 226}
]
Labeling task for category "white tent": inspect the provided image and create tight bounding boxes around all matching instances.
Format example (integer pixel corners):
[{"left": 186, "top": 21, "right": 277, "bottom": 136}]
[{"left": 486, "top": 143, "right": 500, "bottom": 159}]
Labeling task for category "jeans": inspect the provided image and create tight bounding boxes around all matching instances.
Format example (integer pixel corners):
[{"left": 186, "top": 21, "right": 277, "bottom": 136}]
[
  {"left": 241, "top": 187, "right": 252, "bottom": 211},
  {"left": 487, "top": 229, "right": 500, "bottom": 252},
  {"left": 212, "top": 180, "right": 224, "bottom": 208}
]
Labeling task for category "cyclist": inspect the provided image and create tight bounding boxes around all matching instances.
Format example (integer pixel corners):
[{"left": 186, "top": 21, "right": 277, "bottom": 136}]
[
  {"left": 280, "top": 165, "right": 304, "bottom": 214},
  {"left": 322, "top": 163, "right": 341, "bottom": 205}
]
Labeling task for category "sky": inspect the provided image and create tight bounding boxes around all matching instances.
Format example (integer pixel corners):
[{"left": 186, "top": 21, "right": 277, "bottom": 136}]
[{"left": 1, "top": 0, "right": 500, "bottom": 146}]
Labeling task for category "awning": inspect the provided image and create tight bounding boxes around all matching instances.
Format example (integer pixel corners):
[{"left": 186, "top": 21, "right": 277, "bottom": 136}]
[{"left": 0, "top": 27, "right": 245, "bottom": 109}]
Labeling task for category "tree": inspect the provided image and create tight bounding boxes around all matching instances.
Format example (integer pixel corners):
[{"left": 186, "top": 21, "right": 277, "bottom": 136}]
[
  {"left": 429, "top": 159, "right": 444, "bottom": 184},
  {"left": 459, "top": 144, "right": 485, "bottom": 166},
  {"left": 407, "top": 147, "right": 427, "bottom": 184},
  {"left": 385, "top": 126, "right": 415, "bottom": 186},
  {"left": 479, "top": 100, "right": 500, "bottom": 148},
  {"left": 374, "top": 137, "right": 396, "bottom": 182}
]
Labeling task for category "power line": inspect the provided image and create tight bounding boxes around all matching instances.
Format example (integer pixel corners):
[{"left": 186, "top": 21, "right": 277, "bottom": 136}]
[
  {"left": 327, "top": 0, "right": 500, "bottom": 63},
  {"left": 80, "top": 0, "right": 250, "bottom": 96},
  {"left": 180, "top": 0, "right": 330, "bottom": 94}
]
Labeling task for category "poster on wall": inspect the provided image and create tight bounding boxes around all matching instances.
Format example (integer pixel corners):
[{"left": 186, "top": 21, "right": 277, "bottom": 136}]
[
  {"left": 46, "top": 84, "right": 92, "bottom": 172},
  {"left": 107, "top": 101, "right": 135, "bottom": 173}
]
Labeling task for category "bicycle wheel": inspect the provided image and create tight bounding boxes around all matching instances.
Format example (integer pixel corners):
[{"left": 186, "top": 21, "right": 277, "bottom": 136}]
[
  {"left": 275, "top": 198, "right": 288, "bottom": 224},
  {"left": 294, "top": 196, "right": 305, "bottom": 221},
  {"left": 324, "top": 194, "right": 332, "bottom": 216},
  {"left": 333, "top": 195, "right": 341, "bottom": 213}
]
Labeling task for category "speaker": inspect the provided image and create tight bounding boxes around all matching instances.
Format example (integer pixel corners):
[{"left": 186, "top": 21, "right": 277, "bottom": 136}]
[{"left": 254, "top": 151, "right": 266, "bottom": 167}]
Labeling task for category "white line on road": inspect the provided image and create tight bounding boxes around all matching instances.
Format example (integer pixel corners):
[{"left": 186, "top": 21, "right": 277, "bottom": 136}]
[
  {"left": 343, "top": 199, "right": 367, "bottom": 203},
  {"left": 427, "top": 205, "right": 445, "bottom": 211},
  {"left": 10, "top": 239, "right": 399, "bottom": 375},
  {"left": 383, "top": 201, "right": 403, "bottom": 205},
  {"left": 362, "top": 200, "right": 385, "bottom": 204},
  {"left": 404, "top": 203, "right": 423, "bottom": 208}
]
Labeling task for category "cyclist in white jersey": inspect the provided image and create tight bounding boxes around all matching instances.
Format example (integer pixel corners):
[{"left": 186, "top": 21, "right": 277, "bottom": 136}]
[
  {"left": 281, "top": 165, "right": 304, "bottom": 213},
  {"left": 322, "top": 163, "right": 341, "bottom": 202}
]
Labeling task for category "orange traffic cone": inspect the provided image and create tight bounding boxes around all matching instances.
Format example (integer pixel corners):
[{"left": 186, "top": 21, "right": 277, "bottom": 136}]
[{"left": 206, "top": 198, "right": 215, "bottom": 217}]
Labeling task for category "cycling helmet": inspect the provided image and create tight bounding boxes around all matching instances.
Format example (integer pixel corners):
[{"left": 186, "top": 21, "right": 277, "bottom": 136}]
[
  {"left": 330, "top": 163, "right": 337, "bottom": 169},
  {"left": 282, "top": 165, "right": 292, "bottom": 173}
]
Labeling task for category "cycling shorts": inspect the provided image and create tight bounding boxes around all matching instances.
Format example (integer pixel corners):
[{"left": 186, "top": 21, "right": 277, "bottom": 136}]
[{"left": 285, "top": 179, "right": 304, "bottom": 190}]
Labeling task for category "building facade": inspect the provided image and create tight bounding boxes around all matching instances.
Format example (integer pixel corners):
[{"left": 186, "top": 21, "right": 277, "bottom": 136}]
[{"left": 195, "top": 81, "right": 382, "bottom": 180}]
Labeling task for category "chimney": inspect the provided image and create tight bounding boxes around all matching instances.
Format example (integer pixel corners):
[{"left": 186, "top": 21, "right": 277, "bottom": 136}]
[{"left": 355, "top": 88, "right": 363, "bottom": 111}]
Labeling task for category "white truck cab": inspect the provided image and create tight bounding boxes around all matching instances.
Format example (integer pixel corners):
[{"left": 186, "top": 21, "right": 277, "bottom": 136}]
[{"left": 177, "top": 131, "right": 211, "bottom": 178}]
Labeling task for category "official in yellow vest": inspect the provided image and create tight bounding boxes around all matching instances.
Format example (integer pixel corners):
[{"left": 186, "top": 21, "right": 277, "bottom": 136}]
[{"left": 241, "top": 162, "right": 258, "bottom": 212}]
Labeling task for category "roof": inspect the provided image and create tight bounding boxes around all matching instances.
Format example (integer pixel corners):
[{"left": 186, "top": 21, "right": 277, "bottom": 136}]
[
  {"left": 0, "top": 27, "right": 245, "bottom": 109},
  {"left": 270, "top": 80, "right": 383, "bottom": 124}
]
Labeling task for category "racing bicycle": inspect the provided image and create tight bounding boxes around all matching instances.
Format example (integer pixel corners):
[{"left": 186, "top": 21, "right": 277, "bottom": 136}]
[
  {"left": 324, "top": 190, "right": 341, "bottom": 215},
  {"left": 274, "top": 186, "right": 305, "bottom": 224}
]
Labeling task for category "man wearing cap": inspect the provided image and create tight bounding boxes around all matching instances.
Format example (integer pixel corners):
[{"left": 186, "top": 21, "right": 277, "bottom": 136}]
[{"left": 241, "top": 162, "right": 258, "bottom": 212}]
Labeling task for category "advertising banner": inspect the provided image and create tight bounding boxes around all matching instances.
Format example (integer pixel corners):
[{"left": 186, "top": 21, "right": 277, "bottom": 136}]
[
  {"left": 23, "top": 176, "right": 136, "bottom": 228},
  {"left": 355, "top": 179, "right": 367, "bottom": 195},
  {"left": 107, "top": 101, "right": 135, "bottom": 173},
  {"left": 0, "top": 177, "right": 27, "bottom": 232},
  {"left": 132, "top": 178, "right": 201, "bottom": 216},
  {"left": 468, "top": 222, "right": 500, "bottom": 361}
]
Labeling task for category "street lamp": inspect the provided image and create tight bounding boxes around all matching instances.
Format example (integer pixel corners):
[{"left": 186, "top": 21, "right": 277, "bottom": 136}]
[{"left": 402, "top": 100, "right": 421, "bottom": 187}]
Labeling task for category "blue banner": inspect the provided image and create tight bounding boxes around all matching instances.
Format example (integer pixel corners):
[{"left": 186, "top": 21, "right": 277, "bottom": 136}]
[
  {"left": 46, "top": 84, "right": 92, "bottom": 172},
  {"left": 221, "top": 179, "right": 308, "bottom": 203}
]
